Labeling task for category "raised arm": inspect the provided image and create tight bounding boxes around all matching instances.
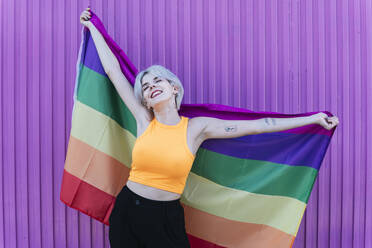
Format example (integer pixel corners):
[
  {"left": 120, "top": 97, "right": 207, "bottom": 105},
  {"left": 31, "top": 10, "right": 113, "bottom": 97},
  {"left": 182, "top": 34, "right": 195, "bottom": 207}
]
[
  {"left": 197, "top": 113, "right": 338, "bottom": 141},
  {"left": 81, "top": 9, "right": 152, "bottom": 124}
]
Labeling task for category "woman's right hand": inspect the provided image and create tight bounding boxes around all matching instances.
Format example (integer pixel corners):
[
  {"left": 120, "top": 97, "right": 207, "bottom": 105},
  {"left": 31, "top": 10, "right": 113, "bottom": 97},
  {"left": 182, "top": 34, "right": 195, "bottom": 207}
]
[{"left": 80, "top": 7, "right": 92, "bottom": 28}]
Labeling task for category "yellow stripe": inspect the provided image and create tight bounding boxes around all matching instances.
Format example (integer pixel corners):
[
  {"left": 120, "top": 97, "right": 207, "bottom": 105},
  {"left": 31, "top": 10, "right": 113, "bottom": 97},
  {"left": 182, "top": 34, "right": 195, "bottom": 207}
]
[
  {"left": 183, "top": 174, "right": 305, "bottom": 236},
  {"left": 71, "top": 100, "right": 135, "bottom": 168},
  {"left": 70, "top": 100, "right": 306, "bottom": 235}
]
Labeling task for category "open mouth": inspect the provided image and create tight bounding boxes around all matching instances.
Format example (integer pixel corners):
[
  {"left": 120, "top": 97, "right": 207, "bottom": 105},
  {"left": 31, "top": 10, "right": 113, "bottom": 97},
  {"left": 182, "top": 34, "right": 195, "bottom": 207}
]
[{"left": 151, "top": 90, "right": 163, "bottom": 98}]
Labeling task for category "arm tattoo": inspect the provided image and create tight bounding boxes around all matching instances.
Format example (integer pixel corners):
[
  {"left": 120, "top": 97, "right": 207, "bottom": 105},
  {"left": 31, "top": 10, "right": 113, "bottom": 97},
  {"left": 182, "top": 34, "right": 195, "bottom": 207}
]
[
  {"left": 224, "top": 125, "right": 237, "bottom": 133},
  {"left": 264, "top": 118, "right": 276, "bottom": 126}
]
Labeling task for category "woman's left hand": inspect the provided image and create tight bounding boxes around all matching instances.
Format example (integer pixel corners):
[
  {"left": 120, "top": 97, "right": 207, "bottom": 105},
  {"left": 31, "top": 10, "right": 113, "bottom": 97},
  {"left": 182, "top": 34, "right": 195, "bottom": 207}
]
[{"left": 314, "top": 113, "right": 339, "bottom": 130}]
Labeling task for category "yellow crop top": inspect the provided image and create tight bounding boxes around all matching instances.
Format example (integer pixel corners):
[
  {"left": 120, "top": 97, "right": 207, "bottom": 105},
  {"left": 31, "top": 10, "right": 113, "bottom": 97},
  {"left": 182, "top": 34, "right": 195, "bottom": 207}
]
[{"left": 128, "top": 115, "right": 196, "bottom": 194}]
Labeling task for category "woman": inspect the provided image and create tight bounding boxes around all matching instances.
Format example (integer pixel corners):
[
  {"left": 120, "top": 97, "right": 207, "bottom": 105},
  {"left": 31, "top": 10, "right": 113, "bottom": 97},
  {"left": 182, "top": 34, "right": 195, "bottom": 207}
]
[{"left": 80, "top": 8, "right": 339, "bottom": 248}]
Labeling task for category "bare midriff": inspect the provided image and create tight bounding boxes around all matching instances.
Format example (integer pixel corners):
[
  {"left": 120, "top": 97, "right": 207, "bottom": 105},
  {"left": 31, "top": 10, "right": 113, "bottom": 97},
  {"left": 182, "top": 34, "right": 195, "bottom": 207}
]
[{"left": 126, "top": 180, "right": 181, "bottom": 201}]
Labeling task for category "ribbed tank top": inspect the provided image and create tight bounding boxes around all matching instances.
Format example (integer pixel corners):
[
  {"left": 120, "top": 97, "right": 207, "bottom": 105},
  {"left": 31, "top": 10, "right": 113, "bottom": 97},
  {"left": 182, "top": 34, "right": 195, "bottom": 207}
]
[{"left": 128, "top": 115, "right": 196, "bottom": 194}]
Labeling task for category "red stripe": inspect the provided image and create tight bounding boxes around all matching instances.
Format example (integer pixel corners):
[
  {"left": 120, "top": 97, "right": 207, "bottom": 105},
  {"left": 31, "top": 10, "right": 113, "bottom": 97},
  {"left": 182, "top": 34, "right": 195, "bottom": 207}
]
[
  {"left": 188, "top": 235, "right": 227, "bottom": 247},
  {"left": 60, "top": 170, "right": 115, "bottom": 224}
]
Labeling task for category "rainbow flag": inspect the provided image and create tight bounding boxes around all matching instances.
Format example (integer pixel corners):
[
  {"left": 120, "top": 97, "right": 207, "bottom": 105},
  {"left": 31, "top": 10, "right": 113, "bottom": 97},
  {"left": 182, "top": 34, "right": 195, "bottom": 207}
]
[{"left": 60, "top": 11, "right": 336, "bottom": 248}]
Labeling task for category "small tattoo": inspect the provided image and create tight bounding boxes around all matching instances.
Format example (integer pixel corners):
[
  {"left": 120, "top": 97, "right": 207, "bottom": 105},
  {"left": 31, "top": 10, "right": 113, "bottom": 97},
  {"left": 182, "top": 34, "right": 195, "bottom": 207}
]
[
  {"left": 224, "top": 125, "right": 237, "bottom": 132},
  {"left": 265, "top": 118, "right": 276, "bottom": 126}
]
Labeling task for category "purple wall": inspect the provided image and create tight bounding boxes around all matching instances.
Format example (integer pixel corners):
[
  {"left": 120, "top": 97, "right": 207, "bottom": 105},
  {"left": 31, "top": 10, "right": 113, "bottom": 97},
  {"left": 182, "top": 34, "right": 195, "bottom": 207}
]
[{"left": 1, "top": 0, "right": 371, "bottom": 247}]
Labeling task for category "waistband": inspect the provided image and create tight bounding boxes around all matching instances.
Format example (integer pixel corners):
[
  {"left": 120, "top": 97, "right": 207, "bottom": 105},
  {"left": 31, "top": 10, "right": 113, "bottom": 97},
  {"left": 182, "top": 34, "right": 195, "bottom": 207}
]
[{"left": 123, "top": 184, "right": 180, "bottom": 207}]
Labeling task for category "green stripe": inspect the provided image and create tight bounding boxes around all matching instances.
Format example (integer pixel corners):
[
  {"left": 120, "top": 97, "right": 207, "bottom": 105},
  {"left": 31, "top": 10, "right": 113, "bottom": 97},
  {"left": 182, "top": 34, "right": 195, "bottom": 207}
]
[
  {"left": 192, "top": 148, "right": 318, "bottom": 203},
  {"left": 77, "top": 64, "right": 137, "bottom": 136},
  {"left": 72, "top": 100, "right": 318, "bottom": 203}
]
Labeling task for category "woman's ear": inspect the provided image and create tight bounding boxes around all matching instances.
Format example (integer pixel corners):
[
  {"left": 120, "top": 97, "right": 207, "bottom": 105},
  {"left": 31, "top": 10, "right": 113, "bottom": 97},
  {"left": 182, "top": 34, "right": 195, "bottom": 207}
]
[{"left": 173, "top": 85, "right": 180, "bottom": 95}]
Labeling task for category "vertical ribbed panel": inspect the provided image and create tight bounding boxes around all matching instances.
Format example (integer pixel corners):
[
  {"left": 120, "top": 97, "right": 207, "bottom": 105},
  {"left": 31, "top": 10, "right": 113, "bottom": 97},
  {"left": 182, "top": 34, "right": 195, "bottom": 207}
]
[{"left": 1, "top": 0, "right": 371, "bottom": 247}]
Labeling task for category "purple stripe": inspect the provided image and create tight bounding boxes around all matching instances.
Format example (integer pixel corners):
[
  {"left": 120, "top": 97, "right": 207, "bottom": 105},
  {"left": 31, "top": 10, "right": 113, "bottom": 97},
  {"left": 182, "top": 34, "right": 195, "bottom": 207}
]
[
  {"left": 80, "top": 29, "right": 107, "bottom": 76},
  {"left": 89, "top": 13, "right": 138, "bottom": 83},
  {"left": 201, "top": 131, "right": 330, "bottom": 170}
]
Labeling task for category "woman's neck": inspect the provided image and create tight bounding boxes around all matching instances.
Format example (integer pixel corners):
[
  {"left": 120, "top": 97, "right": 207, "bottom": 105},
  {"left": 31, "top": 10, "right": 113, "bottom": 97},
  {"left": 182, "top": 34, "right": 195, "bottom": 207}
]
[{"left": 152, "top": 102, "right": 180, "bottom": 125}]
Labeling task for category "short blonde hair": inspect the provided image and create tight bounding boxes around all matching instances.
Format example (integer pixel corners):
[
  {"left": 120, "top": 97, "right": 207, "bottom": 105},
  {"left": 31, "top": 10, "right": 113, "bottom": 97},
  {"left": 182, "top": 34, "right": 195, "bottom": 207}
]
[{"left": 134, "top": 65, "right": 184, "bottom": 110}]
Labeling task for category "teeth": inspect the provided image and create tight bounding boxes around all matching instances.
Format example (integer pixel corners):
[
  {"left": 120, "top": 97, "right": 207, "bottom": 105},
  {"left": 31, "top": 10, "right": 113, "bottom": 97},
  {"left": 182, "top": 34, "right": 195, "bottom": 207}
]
[{"left": 151, "top": 90, "right": 162, "bottom": 98}]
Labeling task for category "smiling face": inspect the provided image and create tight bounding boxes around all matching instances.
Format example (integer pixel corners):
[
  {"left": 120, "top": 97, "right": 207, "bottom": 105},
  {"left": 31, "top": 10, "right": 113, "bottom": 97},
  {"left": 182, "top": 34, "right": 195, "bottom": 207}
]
[{"left": 141, "top": 72, "right": 179, "bottom": 110}]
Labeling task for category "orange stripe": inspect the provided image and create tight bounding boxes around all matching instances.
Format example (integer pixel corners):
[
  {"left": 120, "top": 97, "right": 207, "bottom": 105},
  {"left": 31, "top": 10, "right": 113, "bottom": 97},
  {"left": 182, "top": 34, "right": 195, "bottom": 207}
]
[
  {"left": 64, "top": 136, "right": 129, "bottom": 196},
  {"left": 184, "top": 204, "right": 293, "bottom": 247},
  {"left": 64, "top": 135, "right": 294, "bottom": 246}
]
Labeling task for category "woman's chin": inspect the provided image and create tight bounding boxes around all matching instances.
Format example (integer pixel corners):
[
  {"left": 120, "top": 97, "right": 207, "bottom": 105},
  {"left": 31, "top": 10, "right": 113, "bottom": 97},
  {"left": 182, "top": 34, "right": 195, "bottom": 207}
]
[{"left": 151, "top": 98, "right": 171, "bottom": 109}]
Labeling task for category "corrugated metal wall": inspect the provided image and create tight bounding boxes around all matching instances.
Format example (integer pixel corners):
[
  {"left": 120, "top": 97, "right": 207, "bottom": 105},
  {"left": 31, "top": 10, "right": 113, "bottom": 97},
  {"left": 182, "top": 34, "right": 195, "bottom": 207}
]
[{"left": 1, "top": 0, "right": 371, "bottom": 247}]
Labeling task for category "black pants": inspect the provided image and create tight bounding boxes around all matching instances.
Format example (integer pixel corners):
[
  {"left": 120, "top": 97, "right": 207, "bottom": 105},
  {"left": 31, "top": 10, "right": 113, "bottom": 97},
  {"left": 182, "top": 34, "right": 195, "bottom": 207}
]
[{"left": 109, "top": 185, "right": 191, "bottom": 248}]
